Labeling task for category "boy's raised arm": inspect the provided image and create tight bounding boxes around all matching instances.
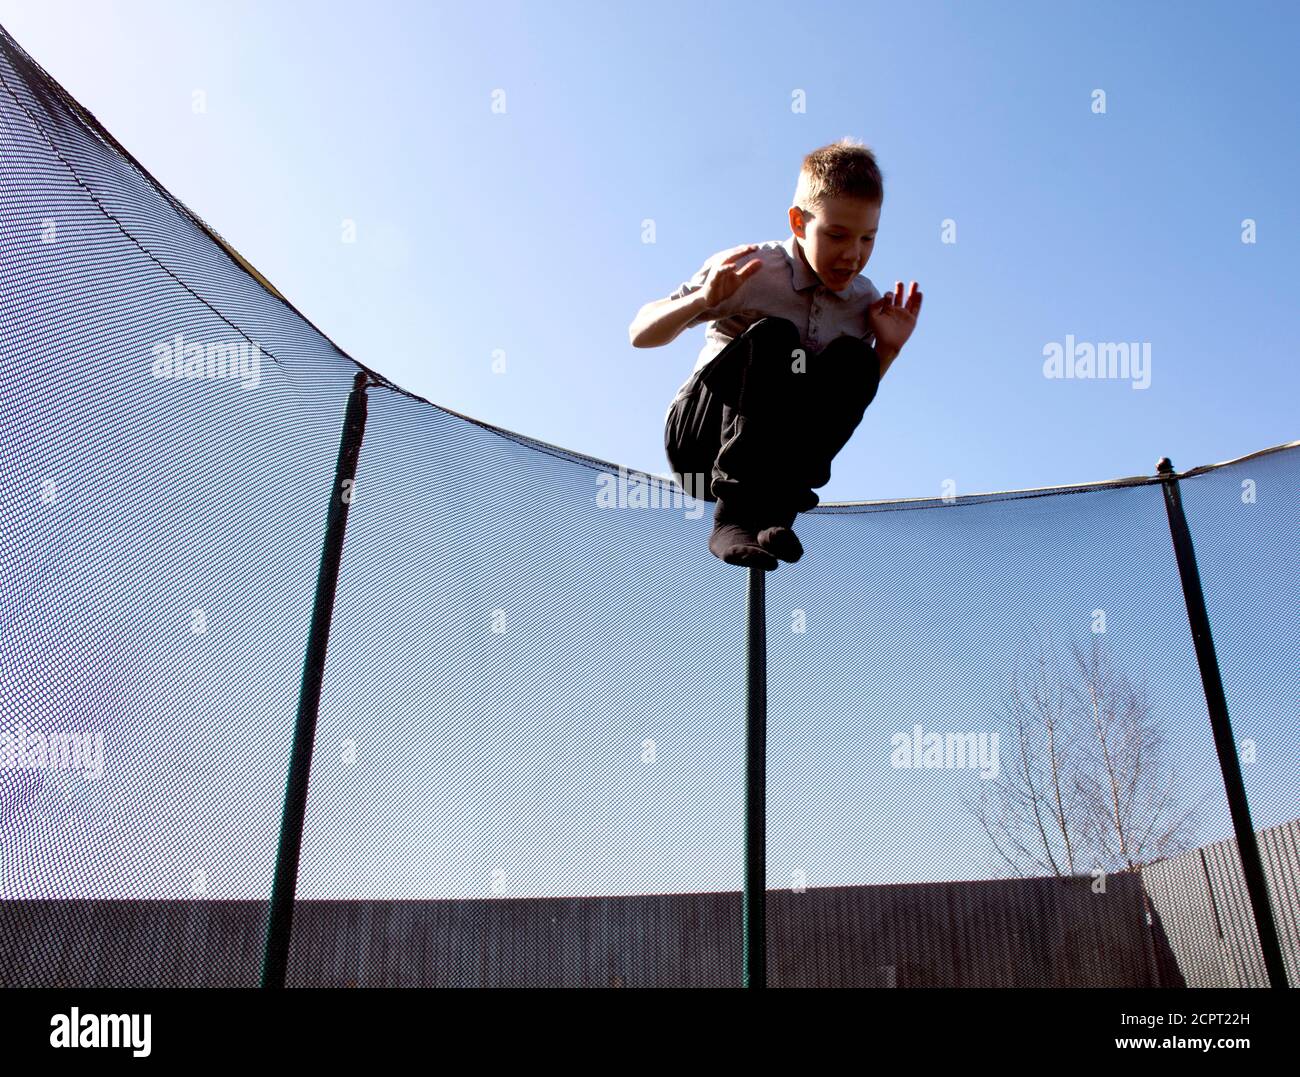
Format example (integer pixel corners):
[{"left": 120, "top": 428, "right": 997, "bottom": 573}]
[
  {"left": 628, "top": 290, "right": 715, "bottom": 348},
  {"left": 628, "top": 243, "right": 763, "bottom": 347}
]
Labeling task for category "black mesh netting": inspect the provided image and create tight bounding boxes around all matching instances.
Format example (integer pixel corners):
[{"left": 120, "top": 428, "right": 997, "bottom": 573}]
[{"left": 0, "top": 24, "right": 1296, "bottom": 988}]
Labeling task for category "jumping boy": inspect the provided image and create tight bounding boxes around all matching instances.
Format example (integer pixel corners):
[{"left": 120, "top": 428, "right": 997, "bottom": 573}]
[{"left": 629, "top": 137, "right": 923, "bottom": 570}]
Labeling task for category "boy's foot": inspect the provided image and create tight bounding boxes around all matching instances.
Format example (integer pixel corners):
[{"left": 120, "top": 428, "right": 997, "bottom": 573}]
[
  {"left": 755, "top": 501, "right": 804, "bottom": 563},
  {"left": 708, "top": 500, "right": 778, "bottom": 570},
  {"left": 756, "top": 524, "right": 803, "bottom": 563}
]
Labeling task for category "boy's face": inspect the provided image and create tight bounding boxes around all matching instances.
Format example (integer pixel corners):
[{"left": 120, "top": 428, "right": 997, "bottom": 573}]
[{"left": 789, "top": 196, "right": 881, "bottom": 290}]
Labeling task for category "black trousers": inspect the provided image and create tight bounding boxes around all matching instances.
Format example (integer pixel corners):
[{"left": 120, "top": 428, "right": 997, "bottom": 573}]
[{"left": 663, "top": 317, "right": 879, "bottom": 512}]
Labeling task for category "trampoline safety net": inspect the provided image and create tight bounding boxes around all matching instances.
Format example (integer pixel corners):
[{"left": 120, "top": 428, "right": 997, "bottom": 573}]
[{"left": 0, "top": 23, "right": 1296, "bottom": 988}]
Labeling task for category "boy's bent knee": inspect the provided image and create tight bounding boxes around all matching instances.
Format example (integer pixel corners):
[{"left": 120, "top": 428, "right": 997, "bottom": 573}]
[{"left": 741, "top": 317, "right": 800, "bottom": 346}]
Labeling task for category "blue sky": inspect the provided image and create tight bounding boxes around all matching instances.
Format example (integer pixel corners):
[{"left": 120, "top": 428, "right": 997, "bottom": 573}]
[
  {"left": 2, "top": 0, "right": 1296, "bottom": 498},
  {"left": 0, "top": 0, "right": 1295, "bottom": 902}
]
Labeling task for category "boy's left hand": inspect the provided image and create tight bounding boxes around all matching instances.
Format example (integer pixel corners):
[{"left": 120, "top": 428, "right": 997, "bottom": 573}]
[{"left": 868, "top": 281, "right": 923, "bottom": 358}]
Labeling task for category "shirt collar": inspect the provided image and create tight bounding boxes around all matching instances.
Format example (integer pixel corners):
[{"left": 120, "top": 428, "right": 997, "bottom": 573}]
[{"left": 782, "top": 233, "right": 853, "bottom": 297}]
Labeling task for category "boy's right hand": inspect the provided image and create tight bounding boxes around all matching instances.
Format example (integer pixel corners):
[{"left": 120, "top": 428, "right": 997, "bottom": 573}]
[{"left": 701, "top": 244, "right": 763, "bottom": 307}]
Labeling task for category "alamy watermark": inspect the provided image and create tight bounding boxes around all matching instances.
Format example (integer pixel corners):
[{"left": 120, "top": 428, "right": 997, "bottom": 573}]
[
  {"left": 150, "top": 332, "right": 262, "bottom": 389},
  {"left": 1043, "top": 336, "right": 1150, "bottom": 389},
  {"left": 50, "top": 1007, "right": 150, "bottom": 1057},
  {"left": 596, "top": 466, "right": 708, "bottom": 519},
  {"left": 1, "top": 722, "right": 105, "bottom": 780},
  {"left": 891, "top": 722, "right": 999, "bottom": 779}
]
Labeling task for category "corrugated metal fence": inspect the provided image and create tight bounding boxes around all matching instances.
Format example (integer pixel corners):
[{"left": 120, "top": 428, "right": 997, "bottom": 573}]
[{"left": 1142, "top": 817, "right": 1299, "bottom": 987}]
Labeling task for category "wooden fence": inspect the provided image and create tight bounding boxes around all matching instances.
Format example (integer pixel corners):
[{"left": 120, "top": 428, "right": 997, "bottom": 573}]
[{"left": 3, "top": 818, "right": 1295, "bottom": 987}]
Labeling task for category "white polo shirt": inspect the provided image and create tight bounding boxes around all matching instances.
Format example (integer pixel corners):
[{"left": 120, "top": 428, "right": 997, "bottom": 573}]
[{"left": 663, "top": 233, "right": 884, "bottom": 424}]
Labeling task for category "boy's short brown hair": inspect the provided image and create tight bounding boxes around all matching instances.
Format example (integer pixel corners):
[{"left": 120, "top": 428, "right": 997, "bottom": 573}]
[{"left": 793, "top": 136, "right": 884, "bottom": 214}]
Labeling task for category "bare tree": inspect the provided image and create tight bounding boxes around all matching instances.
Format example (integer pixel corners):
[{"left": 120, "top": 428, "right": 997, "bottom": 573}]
[{"left": 963, "top": 624, "right": 1206, "bottom": 877}]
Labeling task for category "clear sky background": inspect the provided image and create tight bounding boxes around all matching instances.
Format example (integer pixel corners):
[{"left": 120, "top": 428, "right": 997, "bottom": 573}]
[
  {"left": 0, "top": 0, "right": 1295, "bottom": 903},
  {"left": 0, "top": 0, "right": 1296, "bottom": 500}
]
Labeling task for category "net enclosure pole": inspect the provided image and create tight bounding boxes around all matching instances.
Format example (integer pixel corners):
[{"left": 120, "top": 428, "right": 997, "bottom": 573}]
[
  {"left": 1155, "top": 456, "right": 1289, "bottom": 989},
  {"left": 262, "top": 370, "right": 371, "bottom": 988},
  {"left": 744, "top": 564, "right": 767, "bottom": 988}
]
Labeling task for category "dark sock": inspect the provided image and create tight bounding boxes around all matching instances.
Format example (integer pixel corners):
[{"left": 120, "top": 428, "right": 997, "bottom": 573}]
[
  {"left": 754, "top": 502, "right": 803, "bottom": 563},
  {"left": 757, "top": 524, "right": 803, "bottom": 563},
  {"left": 708, "top": 499, "right": 778, "bottom": 570}
]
